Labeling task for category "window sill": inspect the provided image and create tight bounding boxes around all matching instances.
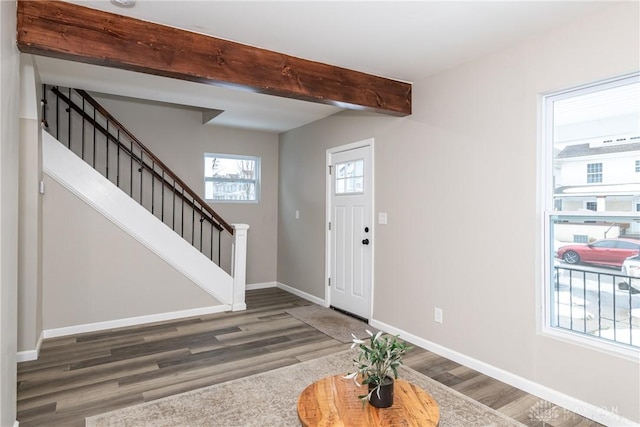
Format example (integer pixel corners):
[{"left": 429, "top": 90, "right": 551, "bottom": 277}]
[{"left": 540, "top": 326, "right": 640, "bottom": 362}]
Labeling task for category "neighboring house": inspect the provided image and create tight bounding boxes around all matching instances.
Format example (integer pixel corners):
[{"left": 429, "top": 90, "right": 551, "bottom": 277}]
[
  {"left": 554, "top": 137, "right": 640, "bottom": 213},
  {"left": 553, "top": 136, "right": 640, "bottom": 239},
  {"left": 1, "top": 2, "right": 640, "bottom": 427}
]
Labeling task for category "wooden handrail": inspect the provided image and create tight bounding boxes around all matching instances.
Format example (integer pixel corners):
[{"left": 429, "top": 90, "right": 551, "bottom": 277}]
[
  {"left": 61, "top": 87, "right": 234, "bottom": 235},
  {"left": 51, "top": 87, "right": 225, "bottom": 233}
]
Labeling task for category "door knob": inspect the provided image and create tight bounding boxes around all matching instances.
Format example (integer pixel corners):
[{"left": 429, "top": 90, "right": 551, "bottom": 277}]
[{"left": 362, "top": 239, "right": 370, "bottom": 245}]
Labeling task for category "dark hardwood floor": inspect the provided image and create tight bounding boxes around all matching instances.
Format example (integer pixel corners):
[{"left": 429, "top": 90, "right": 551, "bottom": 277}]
[{"left": 17, "top": 288, "right": 602, "bottom": 426}]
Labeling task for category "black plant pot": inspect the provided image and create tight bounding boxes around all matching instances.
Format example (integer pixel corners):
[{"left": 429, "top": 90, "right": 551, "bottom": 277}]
[{"left": 368, "top": 376, "right": 394, "bottom": 408}]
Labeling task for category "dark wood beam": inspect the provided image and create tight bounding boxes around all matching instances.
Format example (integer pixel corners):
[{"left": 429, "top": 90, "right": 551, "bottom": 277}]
[{"left": 17, "top": 0, "right": 411, "bottom": 116}]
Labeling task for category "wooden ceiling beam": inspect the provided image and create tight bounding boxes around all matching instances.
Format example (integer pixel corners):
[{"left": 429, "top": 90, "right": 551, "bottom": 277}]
[{"left": 17, "top": 0, "right": 411, "bottom": 116}]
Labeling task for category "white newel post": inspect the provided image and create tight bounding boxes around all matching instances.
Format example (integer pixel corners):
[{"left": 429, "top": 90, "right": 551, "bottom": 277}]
[{"left": 231, "top": 224, "right": 249, "bottom": 311}]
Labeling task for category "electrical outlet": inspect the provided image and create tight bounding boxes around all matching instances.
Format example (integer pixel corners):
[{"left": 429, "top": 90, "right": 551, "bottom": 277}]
[{"left": 434, "top": 308, "right": 443, "bottom": 324}]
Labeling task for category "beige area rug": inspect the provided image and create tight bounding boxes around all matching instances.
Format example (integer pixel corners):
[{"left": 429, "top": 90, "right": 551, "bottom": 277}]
[
  {"left": 285, "top": 304, "right": 379, "bottom": 343},
  {"left": 86, "top": 350, "right": 525, "bottom": 427}
]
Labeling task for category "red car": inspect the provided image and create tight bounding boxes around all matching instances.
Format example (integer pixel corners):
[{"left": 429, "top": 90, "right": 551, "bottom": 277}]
[{"left": 556, "top": 238, "right": 640, "bottom": 268}]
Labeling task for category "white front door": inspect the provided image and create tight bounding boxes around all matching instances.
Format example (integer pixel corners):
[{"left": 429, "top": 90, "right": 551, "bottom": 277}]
[{"left": 328, "top": 142, "right": 373, "bottom": 320}]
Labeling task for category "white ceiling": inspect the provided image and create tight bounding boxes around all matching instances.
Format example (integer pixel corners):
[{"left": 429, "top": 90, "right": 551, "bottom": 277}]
[{"left": 34, "top": 0, "right": 612, "bottom": 133}]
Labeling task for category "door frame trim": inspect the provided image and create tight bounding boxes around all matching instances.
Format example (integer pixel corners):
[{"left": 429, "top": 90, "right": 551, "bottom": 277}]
[{"left": 325, "top": 138, "right": 375, "bottom": 319}]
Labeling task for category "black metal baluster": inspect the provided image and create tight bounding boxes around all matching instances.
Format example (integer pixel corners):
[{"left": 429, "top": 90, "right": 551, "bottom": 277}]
[
  {"left": 92, "top": 105, "right": 96, "bottom": 168},
  {"left": 161, "top": 171, "right": 165, "bottom": 221},
  {"left": 611, "top": 275, "right": 617, "bottom": 342},
  {"left": 210, "top": 222, "right": 214, "bottom": 261},
  {"left": 140, "top": 152, "right": 144, "bottom": 207},
  {"left": 218, "top": 230, "right": 222, "bottom": 267},
  {"left": 81, "top": 97, "right": 86, "bottom": 161},
  {"left": 181, "top": 188, "right": 185, "bottom": 237},
  {"left": 116, "top": 129, "right": 120, "bottom": 187},
  {"left": 627, "top": 275, "right": 634, "bottom": 346},
  {"left": 569, "top": 272, "right": 575, "bottom": 331},
  {"left": 67, "top": 88, "right": 71, "bottom": 149},
  {"left": 129, "top": 139, "right": 134, "bottom": 197},
  {"left": 583, "top": 272, "right": 588, "bottom": 334},
  {"left": 597, "top": 272, "right": 602, "bottom": 338},
  {"left": 199, "top": 215, "right": 203, "bottom": 251},
  {"left": 151, "top": 160, "right": 155, "bottom": 215},
  {"left": 172, "top": 181, "right": 176, "bottom": 231},
  {"left": 191, "top": 208, "right": 195, "bottom": 245},
  {"left": 55, "top": 87, "right": 59, "bottom": 140},
  {"left": 105, "top": 121, "right": 110, "bottom": 180}
]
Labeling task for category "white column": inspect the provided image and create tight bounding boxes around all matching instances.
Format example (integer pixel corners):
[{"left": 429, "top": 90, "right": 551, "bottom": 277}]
[{"left": 231, "top": 223, "right": 249, "bottom": 311}]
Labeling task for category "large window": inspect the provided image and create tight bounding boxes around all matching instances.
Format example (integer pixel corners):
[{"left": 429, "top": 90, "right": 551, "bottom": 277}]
[
  {"left": 542, "top": 73, "right": 640, "bottom": 351},
  {"left": 204, "top": 153, "right": 260, "bottom": 202}
]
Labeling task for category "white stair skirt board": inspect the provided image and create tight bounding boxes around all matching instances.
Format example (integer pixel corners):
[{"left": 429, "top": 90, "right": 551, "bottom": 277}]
[{"left": 42, "top": 131, "right": 233, "bottom": 305}]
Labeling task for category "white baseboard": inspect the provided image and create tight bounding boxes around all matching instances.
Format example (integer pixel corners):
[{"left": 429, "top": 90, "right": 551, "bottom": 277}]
[
  {"left": 16, "top": 331, "right": 44, "bottom": 362},
  {"left": 246, "top": 281, "right": 277, "bottom": 290},
  {"left": 369, "top": 318, "right": 638, "bottom": 427},
  {"left": 232, "top": 303, "right": 247, "bottom": 311},
  {"left": 16, "top": 349, "right": 38, "bottom": 363},
  {"left": 276, "top": 281, "right": 326, "bottom": 306},
  {"left": 43, "top": 305, "right": 230, "bottom": 339}
]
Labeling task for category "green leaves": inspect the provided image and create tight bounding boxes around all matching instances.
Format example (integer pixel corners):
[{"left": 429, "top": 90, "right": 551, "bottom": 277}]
[{"left": 344, "top": 329, "right": 412, "bottom": 403}]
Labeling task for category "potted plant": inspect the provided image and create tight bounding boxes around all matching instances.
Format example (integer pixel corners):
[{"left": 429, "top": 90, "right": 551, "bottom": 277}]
[{"left": 344, "top": 330, "right": 412, "bottom": 408}]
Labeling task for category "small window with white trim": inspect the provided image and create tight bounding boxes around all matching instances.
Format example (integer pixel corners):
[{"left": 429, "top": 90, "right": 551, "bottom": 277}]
[
  {"left": 204, "top": 153, "right": 260, "bottom": 202},
  {"left": 334, "top": 159, "right": 364, "bottom": 195},
  {"left": 586, "top": 163, "right": 602, "bottom": 183}
]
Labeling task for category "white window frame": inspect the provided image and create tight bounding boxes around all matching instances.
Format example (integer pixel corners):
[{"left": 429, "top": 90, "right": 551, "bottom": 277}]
[
  {"left": 204, "top": 153, "right": 261, "bottom": 203},
  {"left": 540, "top": 72, "right": 640, "bottom": 360},
  {"left": 334, "top": 158, "right": 365, "bottom": 195}
]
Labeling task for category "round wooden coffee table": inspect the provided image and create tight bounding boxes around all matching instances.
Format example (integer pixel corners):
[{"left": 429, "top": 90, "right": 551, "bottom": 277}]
[{"left": 297, "top": 375, "right": 440, "bottom": 426}]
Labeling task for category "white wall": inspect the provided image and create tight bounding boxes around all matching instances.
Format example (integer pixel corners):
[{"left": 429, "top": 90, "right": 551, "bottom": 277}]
[
  {"left": 90, "top": 95, "right": 279, "bottom": 286},
  {"left": 278, "top": 3, "right": 639, "bottom": 423},
  {"left": 0, "top": 0, "right": 19, "bottom": 424}
]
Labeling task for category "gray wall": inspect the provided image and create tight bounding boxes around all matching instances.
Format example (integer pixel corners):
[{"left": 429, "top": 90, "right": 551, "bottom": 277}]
[
  {"left": 42, "top": 177, "right": 221, "bottom": 329},
  {"left": 278, "top": 3, "right": 639, "bottom": 422},
  {"left": 91, "top": 96, "right": 279, "bottom": 286},
  {"left": 18, "top": 56, "right": 43, "bottom": 353},
  {"left": 0, "top": 0, "right": 19, "bottom": 424}
]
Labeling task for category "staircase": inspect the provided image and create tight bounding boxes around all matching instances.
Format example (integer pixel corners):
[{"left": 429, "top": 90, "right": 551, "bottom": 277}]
[{"left": 41, "top": 85, "right": 247, "bottom": 310}]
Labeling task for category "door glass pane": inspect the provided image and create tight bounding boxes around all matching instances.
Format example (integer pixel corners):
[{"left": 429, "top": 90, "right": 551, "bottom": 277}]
[{"left": 335, "top": 159, "right": 364, "bottom": 195}]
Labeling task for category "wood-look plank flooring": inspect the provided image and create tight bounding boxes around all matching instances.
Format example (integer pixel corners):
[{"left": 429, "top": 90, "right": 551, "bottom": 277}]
[{"left": 17, "top": 288, "right": 603, "bottom": 426}]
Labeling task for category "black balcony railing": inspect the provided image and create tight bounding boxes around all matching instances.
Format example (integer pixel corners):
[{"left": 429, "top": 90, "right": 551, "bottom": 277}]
[
  {"left": 553, "top": 265, "right": 639, "bottom": 348},
  {"left": 42, "top": 85, "right": 234, "bottom": 270}
]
